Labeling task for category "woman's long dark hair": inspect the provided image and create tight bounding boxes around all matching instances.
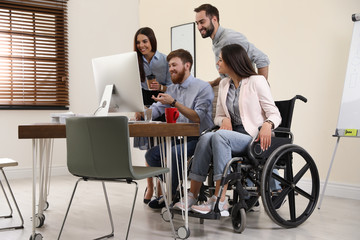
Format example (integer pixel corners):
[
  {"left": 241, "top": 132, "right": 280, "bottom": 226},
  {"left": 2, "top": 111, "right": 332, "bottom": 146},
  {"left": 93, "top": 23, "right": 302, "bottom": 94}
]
[
  {"left": 221, "top": 44, "right": 257, "bottom": 79},
  {"left": 134, "top": 27, "right": 157, "bottom": 82}
]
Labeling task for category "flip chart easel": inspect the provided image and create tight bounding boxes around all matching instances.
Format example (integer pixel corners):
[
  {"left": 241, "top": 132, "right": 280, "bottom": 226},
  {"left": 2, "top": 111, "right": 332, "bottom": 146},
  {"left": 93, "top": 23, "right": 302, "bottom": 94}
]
[{"left": 318, "top": 13, "right": 360, "bottom": 209}]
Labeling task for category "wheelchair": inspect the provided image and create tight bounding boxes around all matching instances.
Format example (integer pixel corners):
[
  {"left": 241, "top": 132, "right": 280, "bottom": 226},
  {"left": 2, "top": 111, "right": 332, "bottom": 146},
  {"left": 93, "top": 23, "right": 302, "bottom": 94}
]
[{"left": 167, "top": 95, "right": 320, "bottom": 238}]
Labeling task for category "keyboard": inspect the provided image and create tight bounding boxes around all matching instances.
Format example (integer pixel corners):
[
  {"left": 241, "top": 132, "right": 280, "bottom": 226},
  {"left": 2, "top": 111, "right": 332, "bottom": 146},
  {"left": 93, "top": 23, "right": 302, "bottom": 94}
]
[{"left": 128, "top": 120, "right": 162, "bottom": 124}]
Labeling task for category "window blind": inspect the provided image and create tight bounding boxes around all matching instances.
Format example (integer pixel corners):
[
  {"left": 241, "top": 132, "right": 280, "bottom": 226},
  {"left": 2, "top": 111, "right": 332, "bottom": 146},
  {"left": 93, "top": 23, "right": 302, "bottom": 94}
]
[{"left": 0, "top": 0, "right": 68, "bottom": 109}]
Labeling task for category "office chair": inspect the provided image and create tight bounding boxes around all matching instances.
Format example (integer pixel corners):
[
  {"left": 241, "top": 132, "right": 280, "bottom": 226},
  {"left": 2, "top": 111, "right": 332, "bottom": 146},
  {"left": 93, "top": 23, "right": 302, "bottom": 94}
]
[
  {"left": 0, "top": 158, "right": 24, "bottom": 231},
  {"left": 58, "top": 116, "right": 175, "bottom": 239}
]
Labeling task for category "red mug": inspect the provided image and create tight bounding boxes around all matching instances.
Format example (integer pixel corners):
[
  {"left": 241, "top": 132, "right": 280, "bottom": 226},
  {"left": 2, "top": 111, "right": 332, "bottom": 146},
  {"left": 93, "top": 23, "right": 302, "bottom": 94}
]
[{"left": 165, "top": 107, "right": 179, "bottom": 123}]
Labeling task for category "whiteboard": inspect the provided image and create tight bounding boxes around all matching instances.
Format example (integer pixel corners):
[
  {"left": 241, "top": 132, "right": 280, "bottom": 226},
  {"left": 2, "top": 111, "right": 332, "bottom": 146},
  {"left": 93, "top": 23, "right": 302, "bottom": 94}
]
[
  {"left": 336, "top": 17, "right": 360, "bottom": 137},
  {"left": 171, "top": 22, "right": 196, "bottom": 76}
]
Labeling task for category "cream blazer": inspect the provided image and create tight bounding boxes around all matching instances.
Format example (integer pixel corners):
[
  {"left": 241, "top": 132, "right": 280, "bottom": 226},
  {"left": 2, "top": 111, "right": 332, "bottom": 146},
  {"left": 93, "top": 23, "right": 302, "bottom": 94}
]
[{"left": 214, "top": 75, "right": 281, "bottom": 138}]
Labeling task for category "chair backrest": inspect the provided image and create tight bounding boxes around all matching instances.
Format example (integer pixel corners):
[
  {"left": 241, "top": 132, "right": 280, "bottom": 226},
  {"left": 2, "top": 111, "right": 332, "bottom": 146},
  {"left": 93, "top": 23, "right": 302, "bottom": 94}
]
[
  {"left": 66, "top": 116, "right": 135, "bottom": 179},
  {"left": 248, "top": 95, "right": 307, "bottom": 161},
  {"left": 275, "top": 95, "right": 307, "bottom": 130}
]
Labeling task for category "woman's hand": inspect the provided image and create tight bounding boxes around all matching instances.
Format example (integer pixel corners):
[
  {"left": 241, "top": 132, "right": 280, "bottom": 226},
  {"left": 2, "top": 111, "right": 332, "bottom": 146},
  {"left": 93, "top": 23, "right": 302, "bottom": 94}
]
[
  {"left": 256, "top": 122, "right": 272, "bottom": 151},
  {"left": 135, "top": 112, "right": 143, "bottom": 121},
  {"left": 220, "top": 117, "right": 232, "bottom": 130}
]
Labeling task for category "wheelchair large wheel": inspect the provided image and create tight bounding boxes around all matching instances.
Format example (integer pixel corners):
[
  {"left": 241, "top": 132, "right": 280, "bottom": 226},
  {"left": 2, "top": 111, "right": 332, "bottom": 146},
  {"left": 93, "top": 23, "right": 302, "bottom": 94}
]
[{"left": 261, "top": 144, "right": 319, "bottom": 228}]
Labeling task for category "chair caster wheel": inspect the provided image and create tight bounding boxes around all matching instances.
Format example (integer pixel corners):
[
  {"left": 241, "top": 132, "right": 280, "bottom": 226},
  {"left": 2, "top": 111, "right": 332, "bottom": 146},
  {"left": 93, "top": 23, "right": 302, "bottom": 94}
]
[
  {"left": 161, "top": 208, "right": 174, "bottom": 222},
  {"left": 35, "top": 213, "right": 45, "bottom": 228},
  {"left": 44, "top": 201, "right": 49, "bottom": 211},
  {"left": 177, "top": 226, "right": 190, "bottom": 239},
  {"left": 29, "top": 233, "right": 43, "bottom": 240}
]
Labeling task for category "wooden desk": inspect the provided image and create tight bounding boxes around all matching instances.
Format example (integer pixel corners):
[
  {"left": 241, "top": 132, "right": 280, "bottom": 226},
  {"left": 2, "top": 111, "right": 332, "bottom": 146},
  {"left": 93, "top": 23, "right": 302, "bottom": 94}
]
[
  {"left": 18, "top": 122, "right": 199, "bottom": 239},
  {"left": 18, "top": 122, "right": 199, "bottom": 138}
]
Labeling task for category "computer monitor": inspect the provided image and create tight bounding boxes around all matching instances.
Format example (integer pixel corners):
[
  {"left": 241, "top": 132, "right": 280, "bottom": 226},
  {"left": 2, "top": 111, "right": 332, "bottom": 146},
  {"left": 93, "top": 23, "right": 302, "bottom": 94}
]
[{"left": 92, "top": 51, "right": 144, "bottom": 116}]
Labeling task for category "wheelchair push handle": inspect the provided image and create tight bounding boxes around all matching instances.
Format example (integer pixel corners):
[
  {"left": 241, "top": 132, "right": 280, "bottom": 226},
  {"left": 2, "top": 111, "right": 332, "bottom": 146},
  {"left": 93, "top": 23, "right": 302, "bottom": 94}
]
[{"left": 295, "top": 95, "right": 307, "bottom": 103}]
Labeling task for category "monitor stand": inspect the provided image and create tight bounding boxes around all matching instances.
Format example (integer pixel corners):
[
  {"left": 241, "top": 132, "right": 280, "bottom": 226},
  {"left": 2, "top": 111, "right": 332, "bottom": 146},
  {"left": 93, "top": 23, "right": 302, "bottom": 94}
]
[{"left": 95, "top": 84, "right": 113, "bottom": 116}]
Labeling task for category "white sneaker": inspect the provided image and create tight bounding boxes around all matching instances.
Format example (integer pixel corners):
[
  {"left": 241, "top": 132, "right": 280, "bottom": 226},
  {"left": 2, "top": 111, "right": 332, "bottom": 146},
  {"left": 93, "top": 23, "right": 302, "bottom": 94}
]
[
  {"left": 191, "top": 195, "right": 229, "bottom": 217},
  {"left": 173, "top": 192, "right": 197, "bottom": 211}
]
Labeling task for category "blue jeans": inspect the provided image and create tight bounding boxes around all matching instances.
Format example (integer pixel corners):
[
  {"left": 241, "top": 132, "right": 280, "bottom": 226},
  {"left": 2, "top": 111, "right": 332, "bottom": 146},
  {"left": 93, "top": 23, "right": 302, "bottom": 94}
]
[
  {"left": 189, "top": 129, "right": 281, "bottom": 191},
  {"left": 145, "top": 137, "right": 198, "bottom": 196},
  {"left": 189, "top": 130, "right": 252, "bottom": 182}
]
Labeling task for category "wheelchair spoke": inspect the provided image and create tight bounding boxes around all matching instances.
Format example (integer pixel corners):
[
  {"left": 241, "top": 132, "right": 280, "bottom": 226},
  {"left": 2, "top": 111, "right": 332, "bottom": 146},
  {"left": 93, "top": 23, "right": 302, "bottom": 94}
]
[
  {"left": 294, "top": 186, "right": 313, "bottom": 201},
  {"left": 271, "top": 172, "right": 289, "bottom": 187},
  {"left": 284, "top": 153, "right": 297, "bottom": 221},
  {"left": 285, "top": 157, "right": 294, "bottom": 183},
  {"left": 293, "top": 163, "right": 310, "bottom": 184},
  {"left": 273, "top": 188, "right": 290, "bottom": 206},
  {"left": 288, "top": 190, "right": 296, "bottom": 221}
]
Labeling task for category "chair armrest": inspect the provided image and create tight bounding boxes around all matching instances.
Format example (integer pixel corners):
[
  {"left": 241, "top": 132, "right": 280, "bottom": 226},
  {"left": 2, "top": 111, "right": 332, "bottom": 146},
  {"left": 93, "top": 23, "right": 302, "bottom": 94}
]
[
  {"left": 201, "top": 125, "right": 220, "bottom": 136},
  {"left": 273, "top": 127, "right": 293, "bottom": 139},
  {"left": 247, "top": 127, "right": 293, "bottom": 164},
  {"left": 247, "top": 136, "right": 292, "bottom": 165},
  {"left": 273, "top": 127, "right": 290, "bottom": 133}
]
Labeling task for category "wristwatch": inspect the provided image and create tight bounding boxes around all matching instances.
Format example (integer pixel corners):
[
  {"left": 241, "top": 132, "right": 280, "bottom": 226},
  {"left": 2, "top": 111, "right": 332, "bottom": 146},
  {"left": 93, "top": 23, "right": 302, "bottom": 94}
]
[
  {"left": 170, "top": 99, "right": 177, "bottom": 107},
  {"left": 264, "top": 119, "right": 274, "bottom": 129}
]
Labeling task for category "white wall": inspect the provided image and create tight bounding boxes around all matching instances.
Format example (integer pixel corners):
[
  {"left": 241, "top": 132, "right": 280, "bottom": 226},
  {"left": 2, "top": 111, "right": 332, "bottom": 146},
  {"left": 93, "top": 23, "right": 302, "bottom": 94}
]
[
  {"left": 2, "top": 0, "right": 360, "bottom": 199},
  {"left": 0, "top": 0, "right": 142, "bottom": 178},
  {"left": 68, "top": 0, "right": 145, "bottom": 166},
  {"left": 138, "top": 0, "right": 360, "bottom": 196},
  {"left": 68, "top": 0, "right": 139, "bottom": 114}
]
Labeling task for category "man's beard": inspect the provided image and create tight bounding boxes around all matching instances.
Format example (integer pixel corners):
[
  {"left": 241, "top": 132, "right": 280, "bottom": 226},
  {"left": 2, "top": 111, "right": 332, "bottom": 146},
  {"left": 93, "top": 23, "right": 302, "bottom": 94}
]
[
  {"left": 171, "top": 67, "right": 186, "bottom": 84},
  {"left": 200, "top": 21, "right": 215, "bottom": 38}
]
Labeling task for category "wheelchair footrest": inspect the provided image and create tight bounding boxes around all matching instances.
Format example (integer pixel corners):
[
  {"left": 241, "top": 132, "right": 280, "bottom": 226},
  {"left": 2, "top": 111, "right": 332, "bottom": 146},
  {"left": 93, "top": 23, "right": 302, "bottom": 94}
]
[{"left": 171, "top": 208, "right": 221, "bottom": 220}]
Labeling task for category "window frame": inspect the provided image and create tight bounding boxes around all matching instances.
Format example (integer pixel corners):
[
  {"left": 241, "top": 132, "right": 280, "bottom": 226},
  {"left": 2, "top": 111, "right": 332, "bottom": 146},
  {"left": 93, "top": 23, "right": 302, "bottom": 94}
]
[{"left": 0, "top": 0, "right": 69, "bottom": 110}]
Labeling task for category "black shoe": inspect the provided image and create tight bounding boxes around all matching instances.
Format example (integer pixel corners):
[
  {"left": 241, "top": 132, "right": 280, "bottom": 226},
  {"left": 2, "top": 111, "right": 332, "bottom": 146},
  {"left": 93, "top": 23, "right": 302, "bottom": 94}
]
[
  {"left": 148, "top": 196, "right": 165, "bottom": 209},
  {"left": 249, "top": 201, "right": 260, "bottom": 212},
  {"left": 272, "top": 196, "right": 286, "bottom": 210},
  {"left": 143, "top": 187, "right": 151, "bottom": 204}
]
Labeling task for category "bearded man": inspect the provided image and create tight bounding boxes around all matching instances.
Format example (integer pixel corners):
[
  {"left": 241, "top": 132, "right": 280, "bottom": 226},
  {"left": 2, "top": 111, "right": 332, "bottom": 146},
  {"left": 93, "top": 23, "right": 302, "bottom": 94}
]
[
  {"left": 194, "top": 4, "right": 270, "bottom": 86},
  {"left": 143, "top": 49, "right": 214, "bottom": 209}
]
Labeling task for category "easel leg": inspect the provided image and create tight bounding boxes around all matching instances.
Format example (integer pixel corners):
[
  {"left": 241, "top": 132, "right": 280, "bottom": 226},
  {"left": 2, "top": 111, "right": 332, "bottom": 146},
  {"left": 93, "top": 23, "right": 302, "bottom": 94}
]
[{"left": 318, "top": 136, "right": 340, "bottom": 209}]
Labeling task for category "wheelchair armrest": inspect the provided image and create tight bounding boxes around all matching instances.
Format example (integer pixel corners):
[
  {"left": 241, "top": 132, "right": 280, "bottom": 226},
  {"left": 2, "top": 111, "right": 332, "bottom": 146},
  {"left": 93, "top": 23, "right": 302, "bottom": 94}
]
[
  {"left": 201, "top": 125, "right": 220, "bottom": 136},
  {"left": 247, "top": 135, "right": 292, "bottom": 163},
  {"left": 274, "top": 127, "right": 290, "bottom": 133},
  {"left": 273, "top": 127, "right": 293, "bottom": 139}
]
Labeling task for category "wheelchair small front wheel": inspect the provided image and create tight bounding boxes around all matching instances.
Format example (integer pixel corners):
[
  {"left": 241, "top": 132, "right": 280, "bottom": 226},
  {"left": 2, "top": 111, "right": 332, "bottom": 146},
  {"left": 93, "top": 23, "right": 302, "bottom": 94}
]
[
  {"left": 231, "top": 203, "right": 246, "bottom": 233},
  {"left": 261, "top": 144, "right": 320, "bottom": 228}
]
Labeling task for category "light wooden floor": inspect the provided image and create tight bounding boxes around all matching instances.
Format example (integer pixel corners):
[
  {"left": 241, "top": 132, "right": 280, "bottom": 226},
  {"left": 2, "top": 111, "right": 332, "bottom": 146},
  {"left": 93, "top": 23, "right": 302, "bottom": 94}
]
[{"left": 0, "top": 175, "right": 359, "bottom": 240}]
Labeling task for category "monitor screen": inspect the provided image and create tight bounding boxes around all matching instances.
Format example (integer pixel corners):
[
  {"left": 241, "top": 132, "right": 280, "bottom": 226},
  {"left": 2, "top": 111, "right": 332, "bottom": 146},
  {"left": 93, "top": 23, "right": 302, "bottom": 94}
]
[{"left": 92, "top": 52, "right": 144, "bottom": 115}]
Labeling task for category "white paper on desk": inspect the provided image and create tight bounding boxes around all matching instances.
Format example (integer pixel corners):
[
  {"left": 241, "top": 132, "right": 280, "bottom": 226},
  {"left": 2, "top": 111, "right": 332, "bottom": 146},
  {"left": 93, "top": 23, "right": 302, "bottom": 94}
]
[{"left": 50, "top": 112, "right": 75, "bottom": 124}]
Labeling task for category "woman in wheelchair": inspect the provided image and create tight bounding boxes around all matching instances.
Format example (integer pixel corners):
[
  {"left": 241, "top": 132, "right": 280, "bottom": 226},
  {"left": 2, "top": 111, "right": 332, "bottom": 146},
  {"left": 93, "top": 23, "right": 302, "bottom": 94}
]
[{"left": 174, "top": 44, "right": 281, "bottom": 215}]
